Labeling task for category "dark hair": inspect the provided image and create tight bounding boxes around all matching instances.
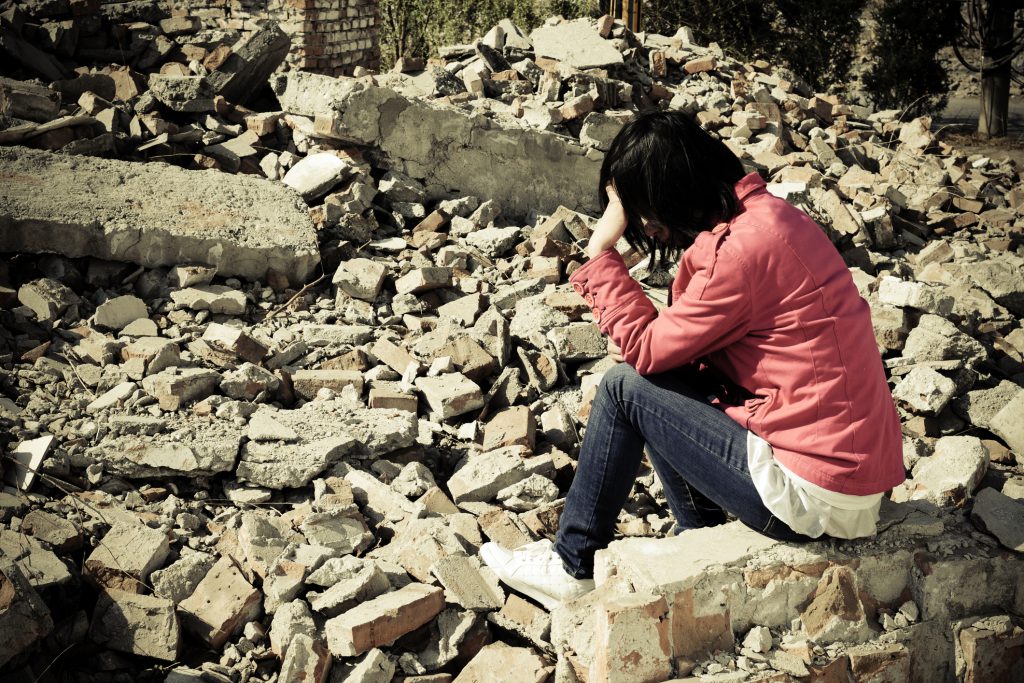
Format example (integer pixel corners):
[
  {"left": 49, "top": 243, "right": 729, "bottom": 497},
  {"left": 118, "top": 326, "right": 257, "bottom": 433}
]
[{"left": 599, "top": 110, "right": 747, "bottom": 267}]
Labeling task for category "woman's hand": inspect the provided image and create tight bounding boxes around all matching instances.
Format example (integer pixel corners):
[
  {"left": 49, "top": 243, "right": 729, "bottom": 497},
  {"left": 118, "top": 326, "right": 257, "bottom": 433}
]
[
  {"left": 607, "top": 338, "right": 623, "bottom": 363},
  {"left": 586, "top": 183, "right": 628, "bottom": 259}
]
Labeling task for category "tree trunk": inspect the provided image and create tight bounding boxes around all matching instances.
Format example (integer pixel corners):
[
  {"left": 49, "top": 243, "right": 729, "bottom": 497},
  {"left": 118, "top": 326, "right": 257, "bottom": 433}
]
[{"left": 977, "top": 0, "right": 1016, "bottom": 137}]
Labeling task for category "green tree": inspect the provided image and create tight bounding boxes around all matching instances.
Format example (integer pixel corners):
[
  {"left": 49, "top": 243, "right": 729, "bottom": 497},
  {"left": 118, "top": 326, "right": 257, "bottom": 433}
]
[{"left": 864, "top": 0, "right": 962, "bottom": 116}]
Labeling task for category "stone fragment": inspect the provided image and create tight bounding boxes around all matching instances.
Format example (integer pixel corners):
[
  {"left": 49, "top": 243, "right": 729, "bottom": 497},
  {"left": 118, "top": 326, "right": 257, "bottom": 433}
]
[
  {"left": 971, "top": 488, "right": 1024, "bottom": 552},
  {"left": 591, "top": 593, "right": 672, "bottom": 683},
  {"left": 3, "top": 434, "right": 55, "bottom": 491},
  {"left": 220, "top": 362, "right": 280, "bottom": 401},
  {"left": 989, "top": 390, "right": 1024, "bottom": 455},
  {"left": 22, "top": 510, "right": 82, "bottom": 553},
  {"left": 846, "top": 642, "right": 911, "bottom": 682},
  {"left": 247, "top": 408, "right": 299, "bottom": 442},
  {"left": 170, "top": 285, "right": 246, "bottom": 314},
  {"left": 178, "top": 556, "right": 262, "bottom": 649},
  {"left": 205, "top": 21, "right": 290, "bottom": 105},
  {"left": 683, "top": 56, "right": 718, "bottom": 73},
  {"left": 800, "top": 565, "right": 875, "bottom": 644},
  {"left": 89, "top": 589, "right": 180, "bottom": 661},
  {"left": 84, "top": 522, "right": 170, "bottom": 593},
  {"left": 299, "top": 510, "right": 373, "bottom": 554},
  {"left": 430, "top": 554, "right": 504, "bottom": 611},
  {"left": 483, "top": 406, "right": 536, "bottom": 451},
  {"left": 466, "top": 226, "right": 521, "bottom": 256},
  {"left": 954, "top": 381, "right": 1021, "bottom": 429},
  {"left": 334, "top": 258, "right": 388, "bottom": 300},
  {"left": 17, "top": 277, "right": 80, "bottom": 321},
  {"left": 395, "top": 267, "right": 452, "bottom": 294},
  {"left": 291, "top": 369, "right": 364, "bottom": 400},
  {"left": 906, "top": 435, "right": 989, "bottom": 506},
  {"left": 149, "top": 74, "right": 215, "bottom": 112},
  {"left": 892, "top": 366, "right": 956, "bottom": 414},
  {"left": 325, "top": 583, "right": 445, "bottom": 657},
  {"left": 0, "top": 557, "right": 53, "bottom": 669},
  {"left": 283, "top": 152, "right": 353, "bottom": 201},
  {"left": 497, "top": 474, "right": 560, "bottom": 512},
  {"left": 448, "top": 447, "right": 529, "bottom": 504},
  {"left": 903, "top": 314, "right": 986, "bottom": 366},
  {"left": 142, "top": 367, "right": 220, "bottom": 410},
  {"left": 303, "top": 324, "right": 374, "bottom": 346},
  {"left": 238, "top": 436, "right": 357, "bottom": 489},
  {"left": 331, "top": 649, "right": 396, "bottom": 683},
  {"left": 548, "top": 323, "right": 606, "bottom": 361},
  {"left": 94, "top": 294, "right": 147, "bottom": 330},
  {"left": 529, "top": 19, "right": 624, "bottom": 69},
  {"left": 151, "top": 552, "right": 217, "bottom": 604},
  {"left": 742, "top": 625, "right": 772, "bottom": 654},
  {"left": 955, "top": 615, "right": 1024, "bottom": 683},
  {"left": 454, "top": 642, "right": 550, "bottom": 682},
  {"left": 279, "top": 633, "right": 332, "bottom": 683},
  {"left": 270, "top": 599, "right": 317, "bottom": 657},
  {"left": 877, "top": 277, "right": 953, "bottom": 315},
  {"left": 310, "top": 563, "right": 390, "bottom": 617},
  {"left": 369, "top": 386, "right": 418, "bottom": 412},
  {"left": 0, "top": 530, "right": 72, "bottom": 589},
  {"left": 202, "top": 322, "right": 268, "bottom": 363},
  {"left": 416, "top": 373, "right": 484, "bottom": 419},
  {"left": 0, "top": 147, "right": 317, "bottom": 285}
]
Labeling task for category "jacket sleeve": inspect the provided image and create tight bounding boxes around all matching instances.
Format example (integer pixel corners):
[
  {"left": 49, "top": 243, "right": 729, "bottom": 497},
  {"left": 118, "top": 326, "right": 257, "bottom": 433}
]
[{"left": 569, "top": 245, "right": 752, "bottom": 375}]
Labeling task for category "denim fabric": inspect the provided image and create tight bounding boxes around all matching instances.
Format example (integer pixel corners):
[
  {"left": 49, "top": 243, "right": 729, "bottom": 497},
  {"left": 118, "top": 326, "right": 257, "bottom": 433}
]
[{"left": 554, "top": 363, "right": 814, "bottom": 579}]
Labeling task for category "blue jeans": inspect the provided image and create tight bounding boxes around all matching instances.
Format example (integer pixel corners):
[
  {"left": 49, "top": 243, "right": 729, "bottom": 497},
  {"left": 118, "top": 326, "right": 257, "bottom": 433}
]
[{"left": 554, "top": 363, "right": 813, "bottom": 579}]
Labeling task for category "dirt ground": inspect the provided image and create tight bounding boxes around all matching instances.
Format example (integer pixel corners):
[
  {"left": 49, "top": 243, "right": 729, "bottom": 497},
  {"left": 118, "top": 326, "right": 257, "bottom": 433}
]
[{"left": 936, "top": 129, "right": 1024, "bottom": 168}]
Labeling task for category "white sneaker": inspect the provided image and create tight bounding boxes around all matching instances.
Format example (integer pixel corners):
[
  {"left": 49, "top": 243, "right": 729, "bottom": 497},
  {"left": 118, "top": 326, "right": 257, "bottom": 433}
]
[{"left": 480, "top": 539, "right": 595, "bottom": 611}]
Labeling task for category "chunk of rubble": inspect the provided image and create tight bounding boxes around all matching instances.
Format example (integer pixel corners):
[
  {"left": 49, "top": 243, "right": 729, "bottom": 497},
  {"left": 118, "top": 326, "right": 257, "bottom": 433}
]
[
  {"left": 899, "top": 436, "right": 989, "bottom": 506},
  {"left": 89, "top": 589, "right": 180, "bottom": 661},
  {"left": 971, "top": 488, "right": 1024, "bottom": 552},
  {"left": 178, "top": 556, "right": 262, "bottom": 649},
  {"left": 237, "top": 435, "right": 357, "bottom": 489},
  {"left": 325, "top": 582, "right": 445, "bottom": 657},
  {"left": 0, "top": 557, "right": 53, "bottom": 669},
  {"left": 84, "top": 521, "right": 170, "bottom": 593}
]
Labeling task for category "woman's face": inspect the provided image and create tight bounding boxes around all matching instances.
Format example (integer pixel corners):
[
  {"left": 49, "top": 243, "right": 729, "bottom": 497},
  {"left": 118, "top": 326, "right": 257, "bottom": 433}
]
[{"left": 640, "top": 216, "right": 670, "bottom": 244}]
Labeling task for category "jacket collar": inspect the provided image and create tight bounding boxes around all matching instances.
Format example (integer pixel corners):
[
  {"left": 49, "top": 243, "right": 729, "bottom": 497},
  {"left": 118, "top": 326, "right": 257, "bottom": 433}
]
[
  {"left": 734, "top": 172, "right": 767, "bottom": 202},
  {"left": 711, "top": 172, "right": 765, "bottom": 234}
]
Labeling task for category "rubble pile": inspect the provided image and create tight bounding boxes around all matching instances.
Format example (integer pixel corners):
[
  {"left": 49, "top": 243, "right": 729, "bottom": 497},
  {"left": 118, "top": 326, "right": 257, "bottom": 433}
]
[{"left": 2, "top": 7, "right": 1024, "bottom": 683}]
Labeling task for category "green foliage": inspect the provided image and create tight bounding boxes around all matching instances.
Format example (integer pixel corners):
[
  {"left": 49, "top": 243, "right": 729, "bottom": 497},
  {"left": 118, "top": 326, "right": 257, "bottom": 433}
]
[
  {"left": 641, "top": 0, "right": 867, "bottom": 91},
  {"left": 863, "top": 0, "right": 961, "bottom": 115},
  {"left": 379, "top": 0, "right": 599, "bottom": 69}
]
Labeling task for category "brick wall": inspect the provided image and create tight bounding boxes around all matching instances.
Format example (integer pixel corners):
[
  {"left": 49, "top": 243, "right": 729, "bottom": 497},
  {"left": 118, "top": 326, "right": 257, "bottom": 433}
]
[{"left": 168, "top": 0, "right": 379, "bottom": 76}]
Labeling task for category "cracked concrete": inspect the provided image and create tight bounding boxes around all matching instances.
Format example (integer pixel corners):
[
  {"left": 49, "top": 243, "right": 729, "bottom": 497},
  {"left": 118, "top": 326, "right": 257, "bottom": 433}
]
[
  {"left": 0, "top": 146, "right": 319, "bottom": 285},
  {"left": 271, "top": 72, "right": 603, "bottom": 220}
]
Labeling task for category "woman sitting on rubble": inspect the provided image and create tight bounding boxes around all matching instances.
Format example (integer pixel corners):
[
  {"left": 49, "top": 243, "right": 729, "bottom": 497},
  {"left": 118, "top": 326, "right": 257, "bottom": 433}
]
[{"left": 481, "top": 110, "right": 905, "bottom": 610}]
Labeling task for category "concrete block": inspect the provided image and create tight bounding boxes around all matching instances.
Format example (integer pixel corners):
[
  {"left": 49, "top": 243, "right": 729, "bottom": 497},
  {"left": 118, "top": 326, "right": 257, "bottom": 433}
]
[
  {"left": 955, "top": 615, "right": 1024, "bottom": 683},
  {"left": 905, "top": 435, "right": 989, "bottom": 506},
  {"left": 430, "top": 554, "right": 504, "bottom": 611},
  {"left": 94, "top": 294, "right": 147, "bottom": 330},
  {"left": 0, "top": 146, "right": 318, "bottom": 285},
  {"left": 453, "top": 642, "right": 550, "bottom": 682},
  {"left": 0, "top": 557, "right": 53, "bottom": 669},
  {"left": 800, "top": 566, "right": 876, "bottom": 644},
  {"left": 270, "top": 599, "right": 316, "bottom": 657},
  {"left": 238, "top": 436, "right": 357, "bottom": 489},
  {"left": 989, "top": 389, "right": 1024, "bottom": 455},
  {"left": 372, "top": 337, "right": 421, "bottom": 374},
  {"left": 291, "top": 369, "right": 364, "bottom": 400},
  {"left": 142, "top": 367, "right": 220, "bottom": 410},
  {"left": 334, "top": 258, "right": 388, "bottom": 300},
  {"left": 591, "top": 593, "right": 672, "bottom": 683},
  {"left": 202, "top": 322, "right": 268, "bottom": 363},
  {"left": 279, "top": 633, "right": 331, "bottom": 683},
  {"left": 971, "top": 488, "right": 1024, "bottom": 552},
  {"left": 483, "top": 406, "right": 536, "bottom": 451},
  {"left": 878, "top": 277, "right": 954, "bottom": 316},
  {"left": 17, "top": 277, "right": 80, "bottom": 321},
  {"left": 529, "top": 19, "right": 623, "bottom": 69},
  {"left": 416, "top": 373, "right": 484, "bottom": 419},
  {"left": 3, "top": 434, "right": 55, "bottom": 491},
  {"left": 846, "top": 642, "right": 911, "bottom": 682},
  {"left": 283, "top": 152, "right": 352, "bottom": 201},
  {"left": 325, "top": 583, "right": 444, "bottom": 657},
  {"left": 395, "top": 267, "right": 452, "bottom": 294},
  {"left": 170, "top": 284, "right": 246, "bottom": 314},
  {"left": 369, "top": 386, "right": 418, "bottom": 412},
  {"left": 892, "top": 366, "right": 957, "bottom": 414},
  {"left": 447, "top": 446, "right": 529, "bottom": 504},
  {"left": 547, "top": 323, "right": 606, "bottom": 361},
  {"left": 477, "top": 507, "right": 535, "bottom": 550},
  {"left": 84, "top": 522, "right": 169, "bottom": 593},
  {"left": 179, "top": 556, "right": 262, "bottom": 649},
  {"left": 311, "top": 564, "right": 391, "bottom": 617},
  {"left": 90, "top": 589, "right": 180, "bottom": 661}
]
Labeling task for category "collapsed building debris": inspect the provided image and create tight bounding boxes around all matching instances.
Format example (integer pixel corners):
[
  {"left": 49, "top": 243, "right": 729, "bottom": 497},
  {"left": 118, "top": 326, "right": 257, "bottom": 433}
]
[{"left": 1, "top": 3, "right": 1024, "bottom": 683}]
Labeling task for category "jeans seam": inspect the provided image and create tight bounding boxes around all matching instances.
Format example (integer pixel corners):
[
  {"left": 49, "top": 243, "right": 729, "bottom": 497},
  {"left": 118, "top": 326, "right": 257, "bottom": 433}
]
[{"left": 616, "top": 396, "right": 750, "bottom": 480}]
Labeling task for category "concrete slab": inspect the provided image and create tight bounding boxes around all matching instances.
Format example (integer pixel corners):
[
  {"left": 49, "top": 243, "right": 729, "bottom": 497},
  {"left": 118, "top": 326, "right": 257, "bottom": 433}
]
[
  {"left": 271, "top": 73, "right": 602, "bottom": 220},
  {"left": 0, "top": 146, "right": 318, "bottom": 285}
]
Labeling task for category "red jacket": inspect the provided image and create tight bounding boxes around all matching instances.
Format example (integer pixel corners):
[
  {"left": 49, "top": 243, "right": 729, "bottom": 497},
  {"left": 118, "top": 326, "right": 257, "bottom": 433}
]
[{"left": 569, "top": 173, "right": 905, "bottom": 495}]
